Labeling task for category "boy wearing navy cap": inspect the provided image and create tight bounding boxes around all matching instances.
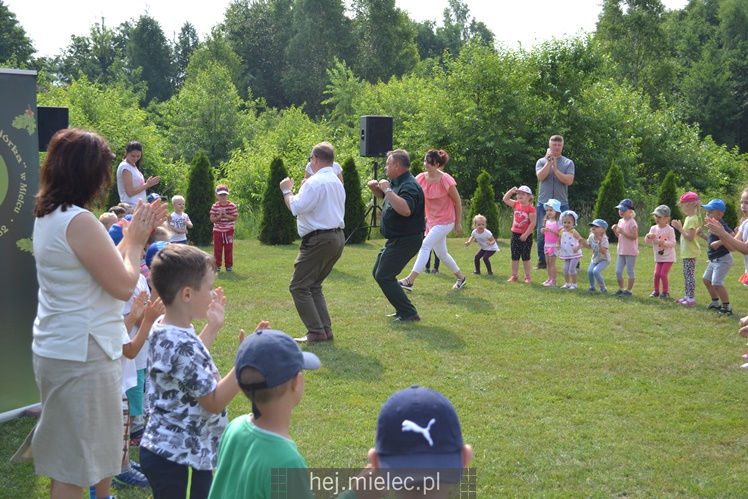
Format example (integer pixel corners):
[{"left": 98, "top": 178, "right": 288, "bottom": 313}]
[
  {"left": 341, "top": 385, "right": 473, "bottom": 498},
  {"left": 208, "top": 330, "right": 320, "bottom": 499},
  {"left": 701, "top": 199, "right": 735, "bottom": 315}
]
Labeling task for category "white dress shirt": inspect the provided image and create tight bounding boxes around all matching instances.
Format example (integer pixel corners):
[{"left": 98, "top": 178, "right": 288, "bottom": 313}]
[{"left": 288, "top": 166, "right": 345, "bottom": 237}]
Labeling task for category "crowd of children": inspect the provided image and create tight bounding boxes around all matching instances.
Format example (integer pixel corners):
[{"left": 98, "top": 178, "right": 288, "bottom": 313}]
[{"left": 497, "top": 187, "right": 742, "bottom": 317}]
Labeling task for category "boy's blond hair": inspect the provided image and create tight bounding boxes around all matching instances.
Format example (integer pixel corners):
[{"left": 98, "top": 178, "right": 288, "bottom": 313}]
[
  {"left": 148, "top": 225, "right": 172, "bottom": 245},
  {"left": 171, "top": 195, "right": 185, "bottom": 205}
]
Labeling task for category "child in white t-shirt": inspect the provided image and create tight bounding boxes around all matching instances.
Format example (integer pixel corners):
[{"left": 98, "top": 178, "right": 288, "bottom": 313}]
[
  {"left": 140, "top": 244, "right": 267, "bottom": 498},
  {"left": 169, "top": 195, "right": 192, "bottom": 244},
  {"left": 465, "top": 214, "right": 499, "bottom": 275}
]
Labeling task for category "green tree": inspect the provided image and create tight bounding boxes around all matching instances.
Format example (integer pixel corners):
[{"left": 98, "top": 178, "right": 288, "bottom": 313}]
[
  {"left": 127, "top": 14, "right": 174, "bottom": 103},
  {"left": 342, "top": 157, "right": 367, "bottom": 244},
  {"left": 595, "top": 0, "right": 677, "bottom": 106},
  {"left": 437, "top": 0, "right": 495, "bottom": 56},
  {"left": 163, "top": 60, "right": 248, "bottom": 166},
  {"left": 172, "top": 22, "right": 199, "bottom": 90},
  {"left": 594, "top": 162, "right": 626, "bottom": 242},
  {"left": 222, "top": 0, "right": 293, "bottom": 106},
  {"left": 468, "top": 170, "right": 500, "bottom": 238},
  {"left": 657, "top": 170, "right": 682, "bottom": 222},
  {"left": 187, "top": 30, "right": 244, "bottom": 96},
  {"left": 53, "top": 20, "right": 129, "bottom": 85},
  {"left": 440, "top": 42, "right": 540, "bottom": 197},
  {"left": 664, "top": 0, "right": 748, "bottom": 151},
  {"left": 0, "top": 1, "right": 34, "bottom": 64},
  {"left": 413, "top": 19, "right": 445, "bottom": 61},
  {"left": 259, "top": 157, "right": 297, "bottom": 244},
  {"left": 283, "top": 0, "right": 355, "bottom": 116},
  {"left": 322, "top": 58, "right": 365, "bottom": 128},
  {"left": 186, "top": 152, "right": 216, "bottom": 245},
  {"left": 351, "top": 0, "right": 419, "bottom": 83}
]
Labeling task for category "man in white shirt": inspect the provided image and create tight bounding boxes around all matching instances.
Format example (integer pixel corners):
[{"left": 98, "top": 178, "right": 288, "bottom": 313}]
[{"left": 280, "top": 142, "right": 346, "bottom": 343}]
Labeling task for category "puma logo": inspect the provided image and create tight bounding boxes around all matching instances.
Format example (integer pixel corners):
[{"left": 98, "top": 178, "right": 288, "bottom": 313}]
[{"left": 401, "top": 419, "right": 436, "bottom": 446}]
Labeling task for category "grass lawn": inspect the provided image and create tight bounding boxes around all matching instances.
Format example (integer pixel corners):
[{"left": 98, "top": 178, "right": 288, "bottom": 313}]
[{"left": 2, "top": 237, "right": 748, "bottom": 497}]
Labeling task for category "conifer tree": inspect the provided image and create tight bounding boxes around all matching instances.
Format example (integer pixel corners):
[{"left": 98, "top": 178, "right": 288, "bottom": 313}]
[
  {"left": 468, "top": 170, "right": 500, "bottom": 237},
  {"left": 259, "top": 157, "right": 297, "bottom": 245},
  {"left": 593, "top": 162, "right": 625, "bottom": 242},
  {"left": 657, "top": 170, "right": 682, "bottom": 241},
  {"left": 186, "top": 152, "right": 215, "bottom": 246},
  {"left": 342, "top": 157, "right": 367, "bottom": 244}
]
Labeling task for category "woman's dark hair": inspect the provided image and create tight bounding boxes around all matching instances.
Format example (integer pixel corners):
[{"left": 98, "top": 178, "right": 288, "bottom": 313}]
[
  {"left": 424, "top": 149, "right": 449, "bottom": 168},
  {"left": 34, "top": 129, "right": 115, "bottom": 217},
  {"left": 125, "top": 140, "right": 143, "bottom": 167}
]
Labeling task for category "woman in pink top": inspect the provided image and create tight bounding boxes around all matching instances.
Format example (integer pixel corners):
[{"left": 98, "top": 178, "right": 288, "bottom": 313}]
[{"left": 398, "top": 149, "right": 467, "bottom": 290}]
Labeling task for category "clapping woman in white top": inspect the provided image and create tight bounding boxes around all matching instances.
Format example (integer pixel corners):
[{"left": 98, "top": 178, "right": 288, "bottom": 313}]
[
  {"left": 32, "top": 129, "right": 167, "bottom": 499},
  {"left": 116, "top": 140, "right": 159, "bottom": 207}
]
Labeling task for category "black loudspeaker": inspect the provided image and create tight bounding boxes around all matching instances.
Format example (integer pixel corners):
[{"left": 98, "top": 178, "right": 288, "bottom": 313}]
[
  {"left": 38, "top": 106, "right": 69, "bottom": 152},
  {"left": 360, "top": 115, "right": 393, "bottom": 157}
]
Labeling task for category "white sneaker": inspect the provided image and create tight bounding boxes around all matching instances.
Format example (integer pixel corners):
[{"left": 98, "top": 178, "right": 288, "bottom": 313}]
[
  {"left": 560, "top": 283, "right": 571, "bottom": 289},
  {"left": 570, "top": 284, "right": 577, "bottom": 289},
  {"left": 741, "top": 363, "right": 748, "bottom": 369}
]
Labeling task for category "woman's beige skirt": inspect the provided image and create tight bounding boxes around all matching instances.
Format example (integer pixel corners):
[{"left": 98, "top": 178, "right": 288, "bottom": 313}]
[{"left": 32, "top": 336, "right": 122, "bottom": 487}]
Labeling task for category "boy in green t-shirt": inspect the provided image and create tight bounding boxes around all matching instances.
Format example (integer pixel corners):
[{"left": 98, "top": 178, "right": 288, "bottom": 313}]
[{"left": 208, "top": 330, "right": 320, "bottom": 499}]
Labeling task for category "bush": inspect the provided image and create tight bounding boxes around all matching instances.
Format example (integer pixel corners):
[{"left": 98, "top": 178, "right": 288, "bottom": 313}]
[
  {"left": 258, "top": 157, "right": 297, "bottom": 245},
  {"left": 468, "top": 170, "right": 500, "bottom": 238},
  {"left": 657, "top": 171, "right": 682, "bottom": 240},
  {"left": 594, "top": 162, "right": 625, "bottom": 242},
  {"left": 342, "top": 158, "right": 368, "bottom": 244},
  {"left": 186, "top": 152, "right": 215, "bottom": 246}
]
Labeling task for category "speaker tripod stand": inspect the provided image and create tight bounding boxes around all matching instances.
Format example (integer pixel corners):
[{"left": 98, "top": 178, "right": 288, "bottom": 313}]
[{"left": 345, "top": 159, "right": 383, "bottom": 245}]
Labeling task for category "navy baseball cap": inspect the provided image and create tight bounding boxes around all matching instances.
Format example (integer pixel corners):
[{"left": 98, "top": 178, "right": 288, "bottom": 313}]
[
  {"left": 235, "top": 330, "right": 320, "bottom": 419},
  {"left": 376, "top": 386, "right": 464, "bottom": 482},
  {"left": 147, "top": 193, "right": 161, "bottom": 203},
  {"left": 235, "top": 330, "right": 320, "bottom": 389},
  {"left": 615, "top": 199, "right": 634, "bottom": 211},
  {"left": 588, "top": 219, "right": 608, "bottom": 230},
  {"left": 702, "top": 199, "right": 726, "bottom": 213}
]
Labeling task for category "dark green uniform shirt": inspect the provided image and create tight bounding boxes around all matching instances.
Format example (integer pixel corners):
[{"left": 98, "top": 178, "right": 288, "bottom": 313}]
[{"left": 379, "top": 171, "right": 425, "bottom": 239}]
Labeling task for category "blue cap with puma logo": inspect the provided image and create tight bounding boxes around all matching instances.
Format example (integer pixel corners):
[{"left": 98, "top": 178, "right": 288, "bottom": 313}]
[{"left": 376, "top": 385, "right": 464, "bottom": 483}]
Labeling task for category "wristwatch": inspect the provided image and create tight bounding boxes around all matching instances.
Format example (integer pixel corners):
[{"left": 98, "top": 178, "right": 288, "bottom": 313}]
[
  {"left": 384, "top": 187, "right": 393, "bottom": 193},
  {"left": 282, "top": 189, "right": 292, "bottom": 195}
]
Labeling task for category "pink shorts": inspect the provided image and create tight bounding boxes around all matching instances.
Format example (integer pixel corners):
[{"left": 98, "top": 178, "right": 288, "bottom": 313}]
[{"left": 544, "top": 246, "right": 557, "bottom": 257}]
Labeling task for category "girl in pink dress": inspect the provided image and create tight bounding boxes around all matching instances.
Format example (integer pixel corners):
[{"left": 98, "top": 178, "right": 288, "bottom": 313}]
[
  {"left": 398, "top": 149, "right": 467, "bottom": 291},
  {"left": 540, "top": 199, "right": 562, "bottom": 286}
]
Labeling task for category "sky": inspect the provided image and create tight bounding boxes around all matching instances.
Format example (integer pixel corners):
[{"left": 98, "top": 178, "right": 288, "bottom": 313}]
[{"left": 8, "top": 0, "right": 689, "bottom": 59}]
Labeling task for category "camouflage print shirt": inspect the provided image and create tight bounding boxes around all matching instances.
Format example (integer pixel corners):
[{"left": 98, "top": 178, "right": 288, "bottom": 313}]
[{"left": 141, "top": 322, "right": 228, "bottom": 470}]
